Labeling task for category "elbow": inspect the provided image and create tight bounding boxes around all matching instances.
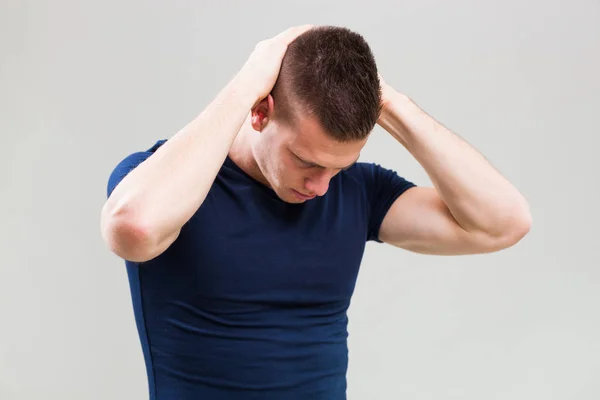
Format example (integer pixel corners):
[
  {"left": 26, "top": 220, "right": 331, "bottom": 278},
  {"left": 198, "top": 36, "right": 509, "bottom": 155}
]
[
  {"left": 493, "top": 207, "right": 532, "bottom": 250},
  {"left": 507, "top": 212, "right": 532, "bottom": 246},
  {"left": 100, "top": 202, "right": 160, "bottom": 263}
]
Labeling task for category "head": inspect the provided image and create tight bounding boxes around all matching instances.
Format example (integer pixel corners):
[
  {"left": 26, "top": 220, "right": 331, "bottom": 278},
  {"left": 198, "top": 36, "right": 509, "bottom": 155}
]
[{"left": 250, "top": 26, "right": 382, "bottom": 203}]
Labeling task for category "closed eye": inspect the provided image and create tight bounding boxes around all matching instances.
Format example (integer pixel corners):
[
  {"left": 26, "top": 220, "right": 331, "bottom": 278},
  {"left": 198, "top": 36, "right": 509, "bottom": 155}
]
[
  {"left": 292, "top": 150, "right": 357, "bottom": 171},
  {"left": 294, "top": 154, "right": 319, "bottom": 169}
]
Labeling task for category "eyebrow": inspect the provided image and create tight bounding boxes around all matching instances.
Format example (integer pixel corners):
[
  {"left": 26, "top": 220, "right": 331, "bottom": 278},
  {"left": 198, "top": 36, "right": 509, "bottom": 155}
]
[{"left": 294, "top": 152, "right": 359, "bottom": 170}]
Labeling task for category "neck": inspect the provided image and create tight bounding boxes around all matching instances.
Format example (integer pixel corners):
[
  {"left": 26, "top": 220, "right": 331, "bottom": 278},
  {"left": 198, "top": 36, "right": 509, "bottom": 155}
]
[{"left": 228, "top": 120, "right": 270, "bottom": 187}]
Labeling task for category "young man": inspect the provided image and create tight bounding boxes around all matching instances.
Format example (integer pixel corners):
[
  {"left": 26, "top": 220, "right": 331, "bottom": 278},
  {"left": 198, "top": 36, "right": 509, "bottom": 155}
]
[{"left": 101, "top": 25, "right": 531, "bottom": 399}]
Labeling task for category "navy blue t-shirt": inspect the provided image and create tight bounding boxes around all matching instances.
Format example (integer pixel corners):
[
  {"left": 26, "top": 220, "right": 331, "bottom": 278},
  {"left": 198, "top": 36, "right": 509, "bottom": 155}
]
[{"left": 106, "top": 139, "right": 415, "bottom": 399}]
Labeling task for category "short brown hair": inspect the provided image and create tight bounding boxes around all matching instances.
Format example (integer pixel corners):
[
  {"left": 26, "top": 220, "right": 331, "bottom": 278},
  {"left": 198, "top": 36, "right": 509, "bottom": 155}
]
[{"left": 271, "top": 26, "right": 382, "bottom": 142}]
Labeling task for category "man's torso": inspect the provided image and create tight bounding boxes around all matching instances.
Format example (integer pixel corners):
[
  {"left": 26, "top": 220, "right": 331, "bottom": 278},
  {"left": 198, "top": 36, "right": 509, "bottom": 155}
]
[{"left": 107, "top": 139, "right": 414, "bottom": 399}]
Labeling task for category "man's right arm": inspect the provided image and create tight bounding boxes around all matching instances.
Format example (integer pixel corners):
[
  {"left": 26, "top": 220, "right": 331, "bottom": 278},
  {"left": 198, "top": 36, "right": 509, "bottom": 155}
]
[
  {"left": 100, "top": 25, "right": 313, "bottom": 262},
  {"left": 101, "top": 77, "right": 255, "bottom": 262}
]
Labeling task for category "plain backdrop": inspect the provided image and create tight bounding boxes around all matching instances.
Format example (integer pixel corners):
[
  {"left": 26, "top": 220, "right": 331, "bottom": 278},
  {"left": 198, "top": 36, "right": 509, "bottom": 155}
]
[{"left": 1, "top": 0, "right": 599, "bottom": 399}]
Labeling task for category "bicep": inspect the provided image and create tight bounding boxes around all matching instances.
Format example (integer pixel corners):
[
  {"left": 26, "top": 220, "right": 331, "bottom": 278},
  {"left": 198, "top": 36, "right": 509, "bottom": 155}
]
[{"left": 378, "top": 187, "right": 502, "bottom": 255}]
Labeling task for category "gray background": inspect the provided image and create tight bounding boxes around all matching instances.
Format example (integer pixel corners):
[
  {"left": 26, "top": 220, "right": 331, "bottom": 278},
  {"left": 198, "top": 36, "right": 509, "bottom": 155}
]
[{"left": 1, "top": 0, "right": 599, "bottom": 399}]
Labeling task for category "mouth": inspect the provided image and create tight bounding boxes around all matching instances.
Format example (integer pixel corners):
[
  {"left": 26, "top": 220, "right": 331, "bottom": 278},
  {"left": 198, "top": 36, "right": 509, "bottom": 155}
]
[{"left": 291, "top": 189, "right": 316, "bottom": 201}]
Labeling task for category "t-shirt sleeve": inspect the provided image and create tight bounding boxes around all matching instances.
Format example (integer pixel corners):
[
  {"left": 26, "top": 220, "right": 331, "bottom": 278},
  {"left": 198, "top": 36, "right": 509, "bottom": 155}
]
[
  {"left": 360, "top": 163, "right": 416, "bottom": 243},
  {"left": 106, "top": 139, "right": 167, "bottom": 198}
]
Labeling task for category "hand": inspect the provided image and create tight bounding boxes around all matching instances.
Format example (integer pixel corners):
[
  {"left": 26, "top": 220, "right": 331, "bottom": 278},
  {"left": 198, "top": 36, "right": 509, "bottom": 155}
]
[
  {"left": 377, "top": 73, "right": 394, "bottom": 115},
  {"left": 377, "top": 73, "right": 410, "bottom": 128},
  {"left": 237, "top": 25, "right": 314, "bottom": 107}
]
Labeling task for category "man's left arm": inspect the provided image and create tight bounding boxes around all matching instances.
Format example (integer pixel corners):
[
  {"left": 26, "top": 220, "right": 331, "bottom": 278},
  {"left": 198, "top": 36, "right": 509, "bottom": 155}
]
[{"left": 376, "top": 78, "right": 532, "bottom": 255}]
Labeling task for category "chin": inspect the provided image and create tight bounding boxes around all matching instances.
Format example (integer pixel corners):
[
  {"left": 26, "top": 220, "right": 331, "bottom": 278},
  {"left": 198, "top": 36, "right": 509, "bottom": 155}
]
[
  {"left": 270, "top": 187, "right": 302, "bottom": 204},
  {"left": 277, "top": 190, "right": 302, "bottom": 204},
  {"left": 289, "top": 188, "right": 317, "bottom": 203}
]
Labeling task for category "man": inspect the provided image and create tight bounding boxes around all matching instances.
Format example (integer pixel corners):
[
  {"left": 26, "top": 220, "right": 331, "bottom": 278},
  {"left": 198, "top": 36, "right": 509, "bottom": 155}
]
[{"left": 101, "top": 25, "right": 531, "bottom": 399}]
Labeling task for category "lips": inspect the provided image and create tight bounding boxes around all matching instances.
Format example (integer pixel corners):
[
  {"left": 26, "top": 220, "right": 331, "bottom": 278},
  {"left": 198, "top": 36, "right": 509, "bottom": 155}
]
[{"left": 292, "top": 189, "right": 316, "bottom": 200}]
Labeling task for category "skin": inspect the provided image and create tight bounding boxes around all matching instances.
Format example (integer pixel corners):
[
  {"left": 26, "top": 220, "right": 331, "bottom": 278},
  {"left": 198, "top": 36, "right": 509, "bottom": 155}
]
[
  {"left": 228, "top": 95, "right": 367, "bottom": 204},
  {"left": 101, "top": 24, "right": 531, "bottom": 263},
  {"left": 376, "top": 79, "right": 531, "bottom": 255},
  {"left": 101, "top": 25, "right": 314, "bottom": 262},
  {"left": 229, "top": 77, "right": 532, "bottom": 256}
]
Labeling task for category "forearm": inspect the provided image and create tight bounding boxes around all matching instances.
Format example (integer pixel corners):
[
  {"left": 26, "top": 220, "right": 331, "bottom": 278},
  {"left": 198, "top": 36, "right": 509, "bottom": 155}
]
[
  {"left": 378, "top": 88, "right": 531, "bottom": 237},
  {"left": 102, "top": 74, "right": 256, "bottom": 257}
]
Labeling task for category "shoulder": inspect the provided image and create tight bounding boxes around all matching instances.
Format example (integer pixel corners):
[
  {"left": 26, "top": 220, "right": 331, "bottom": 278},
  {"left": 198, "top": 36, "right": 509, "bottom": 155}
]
[
  {"left": 337, "top": 161, "right": 381, "bottom": 185},
  {"left": 106, "top": 139, "right": 167, "bottom": 197},
  {"left": 341, "top": 162, "right": 414, "bottom": 192},
  {"left": 333, "top": 161, "right": 416, "bottom": 209},
  {"left": 340, "top": 162, "right": 416, "bottom": 242}
]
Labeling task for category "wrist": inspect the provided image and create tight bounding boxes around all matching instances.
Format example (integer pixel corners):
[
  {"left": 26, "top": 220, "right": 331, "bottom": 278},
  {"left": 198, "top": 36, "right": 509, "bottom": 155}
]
[
  {"left": 378, "top": 90, "right": 415, "bottom": 145},
  {"left": 229, "top": 71, "right": 263, "bottom": 110},
  {"left": 380, "top": 84, "right": 410, "bottom": 117}
]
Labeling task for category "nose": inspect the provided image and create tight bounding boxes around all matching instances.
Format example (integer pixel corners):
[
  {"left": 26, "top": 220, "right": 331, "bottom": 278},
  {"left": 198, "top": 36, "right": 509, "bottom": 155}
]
[{"left": 304, "top": 174, "right": 331, "bottom": 197}]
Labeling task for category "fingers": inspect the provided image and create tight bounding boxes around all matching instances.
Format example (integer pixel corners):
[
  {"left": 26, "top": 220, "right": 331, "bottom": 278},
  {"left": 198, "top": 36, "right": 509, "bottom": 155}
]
[{"left": 272, "top": 24, "right": 314, "bottom": 45}]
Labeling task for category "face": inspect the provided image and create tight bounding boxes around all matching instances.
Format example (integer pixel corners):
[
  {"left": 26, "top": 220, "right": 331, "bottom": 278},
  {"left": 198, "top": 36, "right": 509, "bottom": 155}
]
[{"left": 250, "top": 102, "right": 368, "bottom": 204}]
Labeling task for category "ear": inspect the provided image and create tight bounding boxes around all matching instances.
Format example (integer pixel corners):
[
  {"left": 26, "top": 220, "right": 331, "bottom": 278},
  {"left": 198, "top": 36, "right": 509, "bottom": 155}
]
[{"left": 250, "top": 94, "right": 275, "bottom": 132}]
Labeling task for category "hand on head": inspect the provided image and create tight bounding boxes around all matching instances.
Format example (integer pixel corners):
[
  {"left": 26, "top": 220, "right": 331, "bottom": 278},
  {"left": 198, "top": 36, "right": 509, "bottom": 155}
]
[{"left": 238, "top": 25, "right": 314, "bottom": 107}]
